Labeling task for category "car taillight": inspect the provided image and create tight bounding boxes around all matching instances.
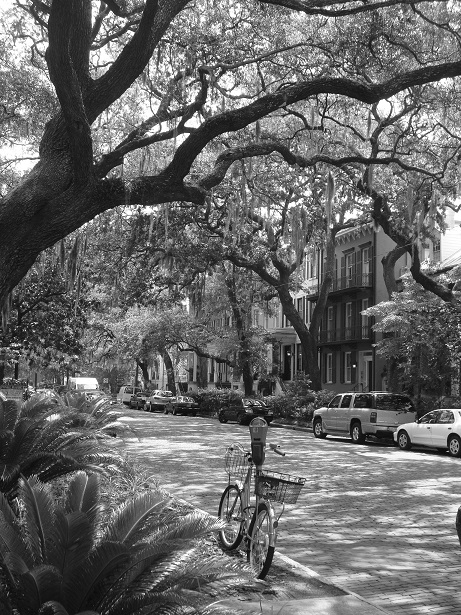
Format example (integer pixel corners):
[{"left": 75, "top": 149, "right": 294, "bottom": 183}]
[{"left": 370, "top": 412, "right": 377, "bottom": 423}]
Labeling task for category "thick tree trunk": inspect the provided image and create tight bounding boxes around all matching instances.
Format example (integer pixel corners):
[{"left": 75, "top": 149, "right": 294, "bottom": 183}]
[
  {"left": 162, "top": 350, "right": 176, "bottom": 394},
  {"left": 382, "top": 246, "right": 407, "bottom": 297},
  {"left": 136, "top": 359, "right": 150, "bottom": 387},
  {"left": 224, "top": 273, "right": 254, "bottom": 396},
  {"left": 277, "top": 281, "right": 322, "bottom": 390}
]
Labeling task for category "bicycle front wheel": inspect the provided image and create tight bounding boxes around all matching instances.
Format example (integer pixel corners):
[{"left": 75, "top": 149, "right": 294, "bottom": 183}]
[
  {"left": 217, "top": 484, "right": 244, "bottom": 550},
  {"left": 247, "top": 502, "right": 275, "bottom": 579}
]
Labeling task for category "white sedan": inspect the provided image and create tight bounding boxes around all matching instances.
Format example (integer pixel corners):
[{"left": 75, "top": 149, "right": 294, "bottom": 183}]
[{"left": 394, "top": 408, "right": 461, "bottom": 457}]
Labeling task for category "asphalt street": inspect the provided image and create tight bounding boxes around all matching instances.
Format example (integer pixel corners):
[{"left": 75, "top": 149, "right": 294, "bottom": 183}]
[{"left": 116, "top": 409, "right": 461, "bottom": 615}]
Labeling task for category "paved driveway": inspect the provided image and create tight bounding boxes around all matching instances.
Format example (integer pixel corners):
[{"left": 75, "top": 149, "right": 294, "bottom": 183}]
[{"left": 116, "top": 410, "right": 461, "bottom": 615}]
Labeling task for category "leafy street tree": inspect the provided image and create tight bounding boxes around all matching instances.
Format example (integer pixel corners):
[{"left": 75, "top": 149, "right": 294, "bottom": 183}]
[
  {"left": 365, "top": 269, "right": 461, "bottom": 401},
  {"left": 2, "top": 0, "right": 461, "bottom": 318},
  {"left": 0, "top": 247, "right": 88, "bottom": 383}
]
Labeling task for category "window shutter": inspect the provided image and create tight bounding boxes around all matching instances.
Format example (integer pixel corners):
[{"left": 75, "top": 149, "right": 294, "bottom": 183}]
[
  {"left": 351, "top": 350, "right": 357, "bottom": 383},
  {"left": 340, "top": 352, "right": 345, "bottom": 383},
  {"left": 332, "top": 350, "right": 337, "bottom": 383}
]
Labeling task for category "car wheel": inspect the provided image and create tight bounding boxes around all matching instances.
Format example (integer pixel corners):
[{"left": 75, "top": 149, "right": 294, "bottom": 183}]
[
  {"left": 350, "top": 421, "right": 365, "bottom": 444},
  {"left": 313, "top": 419, "right": 327, "bottom": 439},
  {"left": 238, "top": 415, "right": 249, "bottom": 425},
  {"left": 218, "top": 412, "right": 228, "bottom": 423},
  {"left": 397, "top": 430, "right": 412, "bottom": 450},
  {"left": 448, "top": 435, "right": 461, "bottom": 458}
]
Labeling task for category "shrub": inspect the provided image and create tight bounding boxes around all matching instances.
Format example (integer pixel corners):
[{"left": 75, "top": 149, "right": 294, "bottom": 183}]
[
  {"left": 189, "top": 388, "right": 243, "bottom": 415},
  {"left": 263, "top": 386, "right": 337, "bottom": 425}
]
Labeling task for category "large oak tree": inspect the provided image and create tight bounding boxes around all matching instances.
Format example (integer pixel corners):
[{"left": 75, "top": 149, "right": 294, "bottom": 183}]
[{"left": 2, "top": 0, "right": 461, "bottom": 353}]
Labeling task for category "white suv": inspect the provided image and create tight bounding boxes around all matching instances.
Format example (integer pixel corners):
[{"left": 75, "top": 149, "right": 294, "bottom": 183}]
[
  {"left": 313, "top": 391, "right": 416, "bottom": 444},
  {"left": 146, "top": 390, "right": 175, "bottom": 412}
]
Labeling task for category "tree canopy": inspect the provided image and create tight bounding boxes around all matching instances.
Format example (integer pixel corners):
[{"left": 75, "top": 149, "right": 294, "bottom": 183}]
[{"left": 1, "top": 0, "right": 461, "bottom": 316}]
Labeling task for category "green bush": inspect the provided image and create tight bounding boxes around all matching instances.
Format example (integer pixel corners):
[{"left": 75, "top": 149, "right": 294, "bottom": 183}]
[
  {"left": 189, "top": 388, "right": 243, "bottom": 415},
  {"left": 263, "top": 386, "right": 337, "bottom": 425}
]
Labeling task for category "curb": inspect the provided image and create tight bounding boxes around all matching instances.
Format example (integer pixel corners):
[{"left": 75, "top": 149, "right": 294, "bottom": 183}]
[
  {"left": 273, "top": 552, "right": 391, "bottom": 614},
  {"left": 271, "top": 421, "right": 312, "bottom": 433}
]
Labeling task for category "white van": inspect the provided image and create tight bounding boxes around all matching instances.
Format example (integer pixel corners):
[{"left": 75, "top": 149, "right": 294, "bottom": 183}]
[
  {"left": 117, "top": 385, "right": 142, "bottom": 405},
  {"left": 68, "top": 377, "right": 99, "bottom": 391}
]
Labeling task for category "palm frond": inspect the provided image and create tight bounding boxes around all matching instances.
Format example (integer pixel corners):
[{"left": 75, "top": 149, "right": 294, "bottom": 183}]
[
  {"left": 150, "top": 511, "right": 225, "bottom": 544},
  {"left": 103, "top": 491, "right": 169, "bottom": 545},
  {"left": 63, "top": 541, "right": 130, "bottom": 613},
  {"left": 65, "top": 471, "right": 102, "bottom": 526},
  {"left": 39, "top": 601, "right": 99, "bottom": 615},
  {"left": 0, "top": 491, "right": 17, "bottom": 525},
  {"left": 49, "top": 509, "right": 94, "bottom": 578},
  {"left": 21, "top": 394, "right": 63, "bottom": 419},
  {"left": 18, "top": 476, "right": 55, "bottom": 564},
  {"left": 16, "top": 564, "right": 63, "bottom": 613},
  {"left": 0, "top": 399, "right": 20, "bottom": 432},
  {"left": 0, "top": 430, "right": 14, "bottom": 459},
  {"left": 0, "top": 516, "right": 32, "bottom": 570}
]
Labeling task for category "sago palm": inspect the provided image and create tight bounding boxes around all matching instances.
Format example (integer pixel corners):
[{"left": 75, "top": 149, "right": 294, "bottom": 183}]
[
  {"left": 61, "top": 391, "right": 132, "bottom": 439},
  {"left": 0, "top": 472, "right": 248, "bottom": 615},
  {"left": 0, "top": 394, "right": 125, "bottom": 498}
]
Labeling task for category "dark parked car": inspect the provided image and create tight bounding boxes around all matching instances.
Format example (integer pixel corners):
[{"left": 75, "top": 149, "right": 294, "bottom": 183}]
[
  {"left": 218, "top": 398, "right": 274, "bottom": 426},
  {"left": 129, "top": 390, "right": 151, "bottom": 409},
  {"left": 166, "top": 396, "right": 199, "bottom": 416}
]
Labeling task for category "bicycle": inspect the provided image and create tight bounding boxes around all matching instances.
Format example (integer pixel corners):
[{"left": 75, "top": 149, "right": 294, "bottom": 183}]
[{"left": 217, "top": 417, "right": 306, "bottom": 579}]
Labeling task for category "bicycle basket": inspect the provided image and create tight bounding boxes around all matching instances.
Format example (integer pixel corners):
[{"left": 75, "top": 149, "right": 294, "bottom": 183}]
[
  {"left": 224, "top": 443, "right": 250, "bottom": 480},
  {"left": 255, "top": 470, "right": 305, "bottom": 504}
]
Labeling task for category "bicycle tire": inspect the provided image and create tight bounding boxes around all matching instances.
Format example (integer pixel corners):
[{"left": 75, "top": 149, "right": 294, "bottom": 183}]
[
  {"left": 247, "top": 501, "right": 275, "bottom": 579},
  {"left": 217, "top": 485, "right": 244, "bottom": 550}
]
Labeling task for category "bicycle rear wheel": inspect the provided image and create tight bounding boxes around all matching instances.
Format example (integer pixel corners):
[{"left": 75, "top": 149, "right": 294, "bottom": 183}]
[
  {"left": 217, "top": 484, "right": 244, "bottom": 550},
  {"left": 247, "top": 502, "right": 275, "bottom": 579}
]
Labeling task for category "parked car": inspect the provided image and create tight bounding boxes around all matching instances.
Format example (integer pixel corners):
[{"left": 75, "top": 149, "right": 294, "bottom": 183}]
[
  {"left": 166, "top": 396, "right": 199, "bottom": 416},
  {"left": 218, "top": 398, "right": 274, "bottom": 426},
  {"left": 312, "top": 391, "right": 416, "bottom": 443},
  {"left": 145, "top": 390, "right": 175, "bottom": 412},
  {"left": 394, "top": 408, "right": 461, "bottom": 457},
  {"left": 117, "top": 385, "right": 142, "bottom": 405},
  {"left": 129, "top": 389, "right": 151, "bottom": 409}
]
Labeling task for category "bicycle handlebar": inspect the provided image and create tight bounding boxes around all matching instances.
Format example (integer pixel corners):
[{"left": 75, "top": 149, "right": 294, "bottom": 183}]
[{"left": 269, "top": 443, "right": 286, "bottom": 456}]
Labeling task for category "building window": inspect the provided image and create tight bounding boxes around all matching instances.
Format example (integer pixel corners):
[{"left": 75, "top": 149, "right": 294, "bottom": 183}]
[
  {"left": 362, "top": 247, "right": 370, "bottom": 271},
  {"left": 346, "top": 252, "right": 354, "bottom": 286},
  {"left": 327, "top": 306, "right": 334, "bottom": 341},
  {"left": 326, "top": 353, "right": 333, "bottom": 383},
  {"left": 345, "top": 351, "right": 352, "bottom": 383},
  {"left": 361, "top": 299, "right": 369, "bottom": 338},
  {"left": 345, "top": 302, "right": 352, "bottom": 339}
]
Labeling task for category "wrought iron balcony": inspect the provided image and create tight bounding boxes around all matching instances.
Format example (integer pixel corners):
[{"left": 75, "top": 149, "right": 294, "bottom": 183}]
[
  {"left": 319, "top": 325, "right": 372, "bottom": 344},
  {"left": 306, "top": 273, "right": 373, "bottom": 296}
]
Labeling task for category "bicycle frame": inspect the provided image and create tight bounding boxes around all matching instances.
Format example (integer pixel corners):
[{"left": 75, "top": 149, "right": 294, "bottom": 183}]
[{"left": 217, "top": 419, "right": 305, "bottom": 579}]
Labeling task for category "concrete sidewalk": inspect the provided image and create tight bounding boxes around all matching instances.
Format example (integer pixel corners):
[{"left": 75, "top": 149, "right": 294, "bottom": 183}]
[{"left": 220, "top": 552, "right": 391, "bottom": 614}]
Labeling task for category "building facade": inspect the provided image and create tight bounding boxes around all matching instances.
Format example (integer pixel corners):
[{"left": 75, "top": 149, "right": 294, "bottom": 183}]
[{"left": 153, "top": 212, "right": 461, "bottom": 395}]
